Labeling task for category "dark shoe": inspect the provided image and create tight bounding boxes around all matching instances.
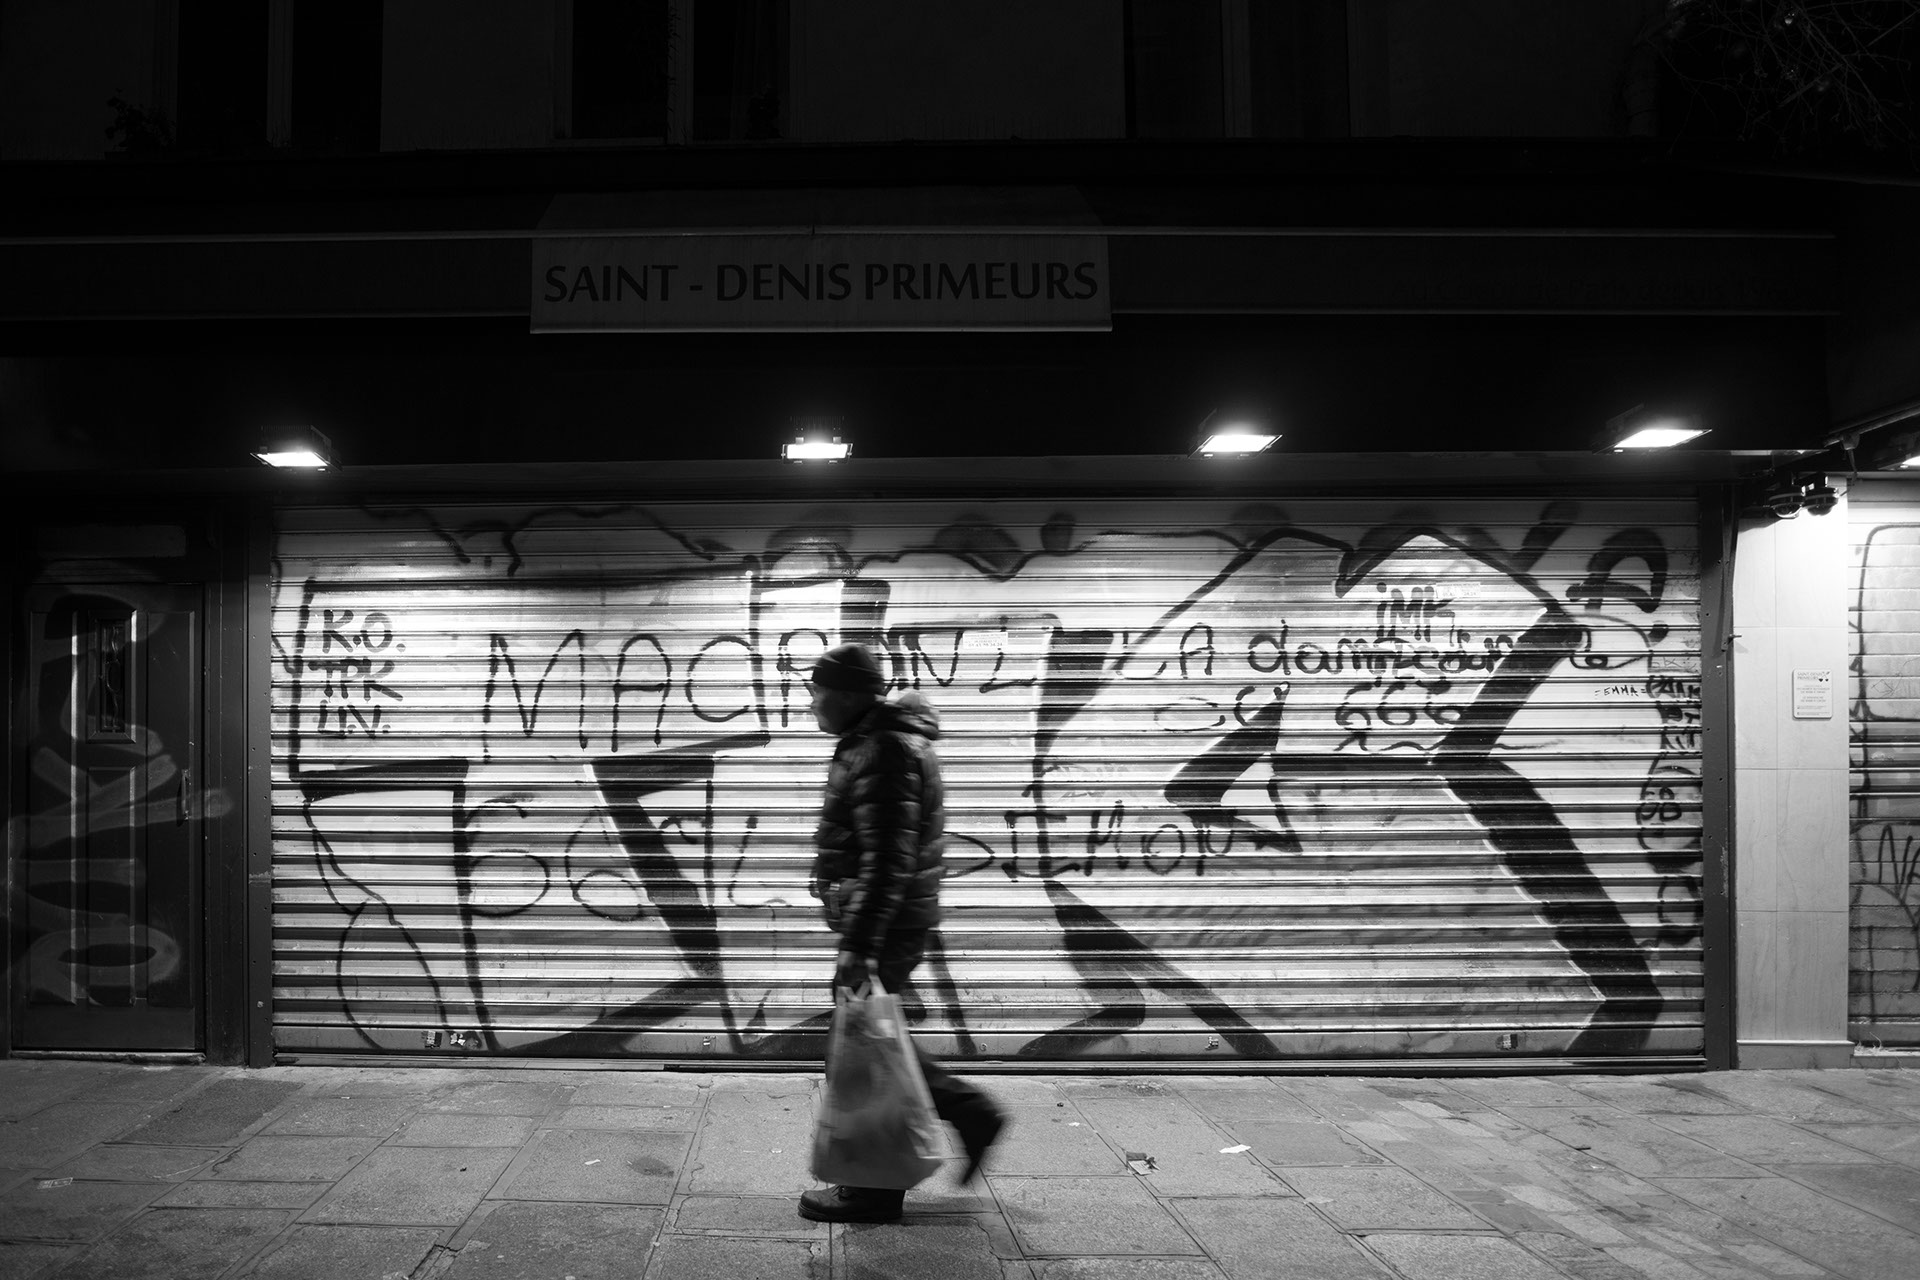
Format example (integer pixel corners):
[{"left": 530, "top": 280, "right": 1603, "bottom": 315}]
[
  {"left": 954, "top": 1106, "right": 1006, "bottom": 1185},
  {"left": 798, "top": 1185, "right": 904, "bottom": 1223}
]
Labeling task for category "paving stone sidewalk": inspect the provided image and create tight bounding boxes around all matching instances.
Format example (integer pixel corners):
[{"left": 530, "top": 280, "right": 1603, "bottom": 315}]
[{"left": 3, "top": 1060, "right": 1919, "bottom": 1278}]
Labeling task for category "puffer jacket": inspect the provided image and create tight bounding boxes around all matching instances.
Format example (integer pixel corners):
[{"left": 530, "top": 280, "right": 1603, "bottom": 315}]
[{"left": 810, "top": 690, "right": 946, "bottom": 958}]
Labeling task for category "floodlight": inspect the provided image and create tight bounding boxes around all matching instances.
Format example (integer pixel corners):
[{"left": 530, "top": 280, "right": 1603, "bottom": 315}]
[
  {"left": 1192, "top": 413, "right": 1279, "bottom": 457},
  {"left": 253, "top": 426, "right": 335, "bottom": 469},
  {"left": 1600, "top": 406, "right": 1707, "bottom": 451},
  {"left": 783, "top": 435, "right": 850, "bottom": 462}
]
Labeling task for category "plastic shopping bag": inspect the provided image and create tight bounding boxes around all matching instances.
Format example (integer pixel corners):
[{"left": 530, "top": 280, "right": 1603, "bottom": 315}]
[{"left": 810, "top": 983, "right": 945, "bottom": 1189}]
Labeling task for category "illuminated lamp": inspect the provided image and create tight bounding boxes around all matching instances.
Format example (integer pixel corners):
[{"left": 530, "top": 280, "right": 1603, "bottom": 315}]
[
  {"left": 1599, "top": 406, "right": 1707, "bottom": 451},
  {"left": 783, "top": 415, "right": 850, "bottom": 462},
  {"left": 253, "top": 425, "right": 335, "bottom": 469},
  {"left": 783, "top": 434, "right": 849, "bottom": 462},
  {"left": 1192, "top": 413, "right": 1279, "bottom": 457}
]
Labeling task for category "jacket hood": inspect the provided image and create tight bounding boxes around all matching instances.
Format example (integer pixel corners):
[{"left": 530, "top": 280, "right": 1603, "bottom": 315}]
[{"left": 864, "top": 689, "right": 941, "bottom": 739}]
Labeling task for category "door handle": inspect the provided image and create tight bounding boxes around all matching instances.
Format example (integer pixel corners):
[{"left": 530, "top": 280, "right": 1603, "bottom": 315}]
[{"left": 177, "top": 766, "right": 192, "bottom": 824}]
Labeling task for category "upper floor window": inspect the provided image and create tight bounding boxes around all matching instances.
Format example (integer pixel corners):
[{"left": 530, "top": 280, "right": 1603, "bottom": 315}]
[
  {"left": 564, "top": 0, "right": 787, "bottom": 144},
  {"left": 1127, "top": 0, "right": 1352, "bottom": 139}
]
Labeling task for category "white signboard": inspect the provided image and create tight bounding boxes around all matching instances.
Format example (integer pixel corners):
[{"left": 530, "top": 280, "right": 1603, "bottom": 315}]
[
  {"left": 1792, "top": 668, "right": 1834, "bottom": 719},
  {"left": 531, "top": 233, "right": 1110, "bottom": 332}
]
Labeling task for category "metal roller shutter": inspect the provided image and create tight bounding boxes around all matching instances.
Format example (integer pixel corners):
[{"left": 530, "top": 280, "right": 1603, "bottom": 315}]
[
  {"left": 1849, "top": 481, "right": 1920, "bottom": 1046},
  {"left": 270, "top": 494, "right": 1707, "bottom": 1065}
]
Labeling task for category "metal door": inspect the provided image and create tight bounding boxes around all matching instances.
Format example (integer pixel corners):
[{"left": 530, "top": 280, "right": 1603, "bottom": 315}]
[{"left": 16, "top": 584, "right": 202, "bottom": 1051}]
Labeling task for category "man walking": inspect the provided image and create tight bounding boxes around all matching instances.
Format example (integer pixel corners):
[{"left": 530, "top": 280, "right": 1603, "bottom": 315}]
[{"left": 799, "top": 641, "right": 1006, "bottom": 1224}]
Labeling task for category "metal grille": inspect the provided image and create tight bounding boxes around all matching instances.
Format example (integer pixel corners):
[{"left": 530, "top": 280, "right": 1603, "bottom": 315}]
[
  {"left": 270, "top": 495, "right": 1705, "bottom": 1064},
  {"left": 1849, "top": 481, "right": 1920, "bottom": 1044}
]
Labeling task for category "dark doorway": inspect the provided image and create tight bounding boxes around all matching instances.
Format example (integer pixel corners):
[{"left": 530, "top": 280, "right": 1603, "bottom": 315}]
[{"left": 15, "top": 583, "right": 204, "bottom": 1051}]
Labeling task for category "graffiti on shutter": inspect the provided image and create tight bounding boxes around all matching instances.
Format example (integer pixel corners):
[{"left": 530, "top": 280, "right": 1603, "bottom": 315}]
[{"left": 271, "top": 497, "right": 1704, "bottom": 1061}]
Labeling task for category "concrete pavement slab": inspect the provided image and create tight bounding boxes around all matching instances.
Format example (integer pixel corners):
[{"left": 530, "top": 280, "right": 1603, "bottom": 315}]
[
  {"left": 1566, "top": 1078, "right": 1746, "bottom": 1115},
  {"left": 1770, "top": 1161, "right": 1920, "bottom": 1232},
  {"left": 1444, "top": 1105, "right": 1634, "bottom": 1182},
  {"left": 43, "top": 1143, "right": 222, "bottom": 1183},
  {"left": 389, "top": 1112, "right": 538, "bottom": 1147},
  {"left": 1423, "top": 1185, "right": 1568, "bottom": 1239},
  {"left": 490, "top": 1128, "right": 688, "bottom": 1204},
  {"left": 906, "top": 1188, "right": 1008, "bottom": 1233},
  {"left": 686, "top": 1089, "right": 822, "bottom": 1195},
  {"left": 1652, "top": 1176, "right": 1919, "bottom": 1280},
  {"left": 239, "top": 1224, "right": 443, "bottom": 1279},
  {"left": 1170, "top": 1197, "right": 1390, "bottom": 1280},
  {"left": 673, "top": 1194, "right": 828, "bottom": 1236},
  {"left": 639, "top": 1233, "right": 826, "bottom": 1279},
  {"left": 261, "top": 1093, "right": 419, "bottom": 1137},
  {"left": 0, "top": 1064, "right": 99, "bottom": 1121},
  {"left": 2, "top": 1061, "right": 1917, "bottom": 1278},
  {"left": 1279, "top": 1165, "right": 1487, "bottom": 1230},
  {"left": 1511, "top": 1229, "right": 1653, "bottom": 1280},
  {"left": 550, "top": 1103, "right": 702, "bottom": 1130},
  {"left": 1368, "top": 1079, "right": 1479, "bottom": 1108},
  {"left": 63, "top": 1066, "right": 207, "bottom": 1109},
  {"left": 117, "top": 1077, "right": 303, "bottom": 1146},
  {"left": 1782, "top": 1069, "right": 1920, "bottom": 1120},
  {"left": 1067, "top": 1095, "right": 1284, "bottom": 1195},
  {"left": 970, "top": 1077, "right": 1069, "bottom": 1105},
  {"left": 204, "top": 1135, "right": 380, "bottom": 1181},
  {"left": 47, "top": 1207, "right": 287, "bottom": 1280},
  {"left": 443, "top": 1201, "right": 662, "bottom": 1279},
  {"left": 0, "top": 1242, "right": 76, "bottom": 1280},
  {"left": 1176, "top": 1084, "right": 1315, "bottom": 1122},
  {"left": 988, "top": 1104, "right": 1120, "bottom": 1176},
  {"left": 1496, "top": 1109, "right": 1765, "bottom": 1178},
  {"left": 301, "top": 1145, "right": 516, "bottom": 1225},
  {"left": 566, "top": 1076, "right": 706, "bottom": 1107},
  {"left": 1361, "top": 1232, "right": 1567, "bottom": 1280},
  {"left": 1796, "top": 1122, "right": 1920, "bottom": 1168},
  {"left": 1287, "top": 1082, "right": 1439, "bottom": 1130},
  {"left": 156, "top": 1180, "right": 328, "bottom": 1210},
  {"left": 0, "top": 1101, "right": 153, "bottom": 1168},
  {"left": 1446, "top": 1077, "right": 1599, "bottom": 1109},
  {"left": 840, "top": 1218, "right": 1007, "bottom": 1280},
  {"left": 992, "top": 1175, "right": 1202, "bottom": 1256},
  {"left": 0, "top": 1178, "right": 166, "bottom": 1242},
  {"left": 1032, "top": 1261, "right": 1226, "bottom": 1280},
  {"left": 1216, "top": 1115, "right": 1384, "bottom": 1166},
  {"left": 1644, "top": 1114, "right": 1888, "bottom": 1164},
  {"left": 422, "top": 1080, "right": 572, "bottom": 1116},
  {"left": 1695, "top": 1072, "right": 1894, "bottom": 1123},
  {"left": 287, "top": 1067, "right": 461, "bottom": 1096},
  {"left": 1596, "top": 1243, "right": 1754, "bottom": 1280}
]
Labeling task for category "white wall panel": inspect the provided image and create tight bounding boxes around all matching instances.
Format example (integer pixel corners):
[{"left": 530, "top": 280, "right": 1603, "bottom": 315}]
[{"left": 270, "top": 495, "right": 1705, "bottom": 1064}]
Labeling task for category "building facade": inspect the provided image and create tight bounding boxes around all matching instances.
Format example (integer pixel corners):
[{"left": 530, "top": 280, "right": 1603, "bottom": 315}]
[{"left": 4, "top": 1, "right": 1917, "bottom": 1072}]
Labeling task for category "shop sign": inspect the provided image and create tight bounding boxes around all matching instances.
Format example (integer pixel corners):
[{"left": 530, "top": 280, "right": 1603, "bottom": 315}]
[{"left": 531, "top": 233, "right": 1109, "bottom": 332}]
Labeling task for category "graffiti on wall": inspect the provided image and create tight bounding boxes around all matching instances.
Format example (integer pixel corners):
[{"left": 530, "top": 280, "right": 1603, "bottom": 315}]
[
  {"left": 1851, "top": 524, "right": 1920, "bottom": 1036},
  {"left": 273, "top": 499, "right": 1704, "bottom": 1059}
]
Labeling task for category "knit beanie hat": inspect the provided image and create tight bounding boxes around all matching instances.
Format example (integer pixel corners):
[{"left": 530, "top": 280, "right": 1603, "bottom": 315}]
[{"left": 809, "top": 642, "right": 887, "bottom": 693}]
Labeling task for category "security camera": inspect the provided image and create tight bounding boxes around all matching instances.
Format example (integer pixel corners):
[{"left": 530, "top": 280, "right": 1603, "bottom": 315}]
[
  {"left": 1766, "top": 488, "right": 1803, "bottom": 519},
  {"left": 1801, "top": 477, "right": 1838, "bottom": 517}
]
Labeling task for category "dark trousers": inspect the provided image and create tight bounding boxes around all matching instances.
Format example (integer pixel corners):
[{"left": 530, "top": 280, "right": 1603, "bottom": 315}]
[{"left": 831, "top": 928, "right": 997, "bottom": 1188}]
